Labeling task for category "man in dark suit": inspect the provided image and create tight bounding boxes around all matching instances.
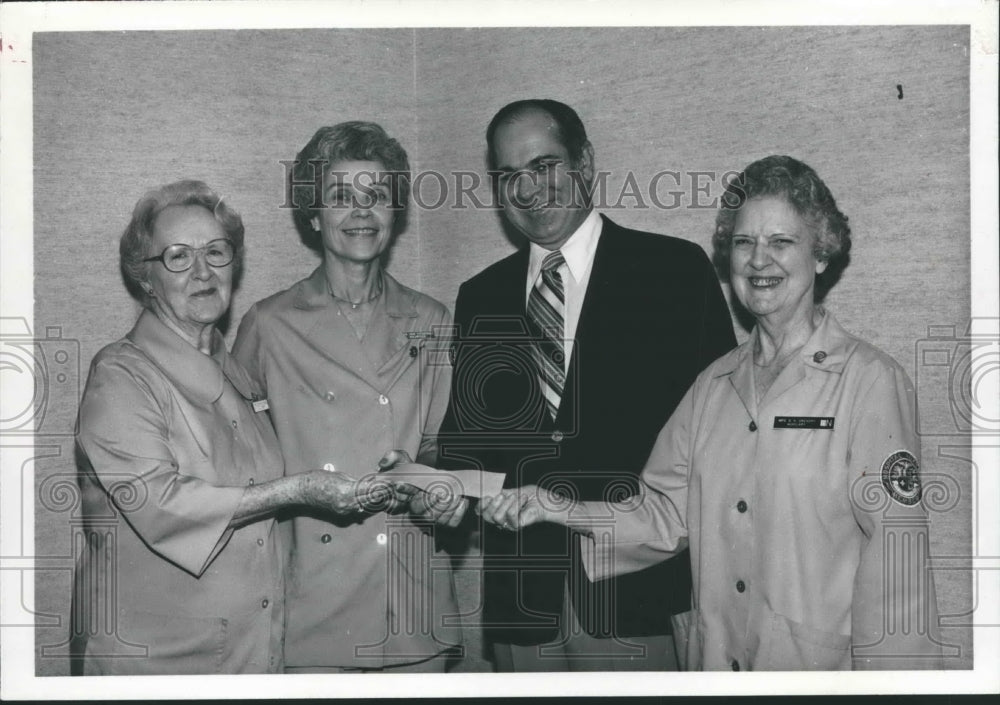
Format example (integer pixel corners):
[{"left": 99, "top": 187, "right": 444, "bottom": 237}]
[{"left": 437, "top": 99, "right": 735, "bottom": 671}]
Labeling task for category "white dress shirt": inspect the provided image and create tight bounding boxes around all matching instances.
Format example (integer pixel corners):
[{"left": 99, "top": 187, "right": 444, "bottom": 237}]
[{"left": 525, "top": 209, "right": 603, "bottom": 374}]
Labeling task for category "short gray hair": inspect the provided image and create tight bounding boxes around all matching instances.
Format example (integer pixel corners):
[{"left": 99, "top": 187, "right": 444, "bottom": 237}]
[{"left": 119, "top": 180, "right": 245, "bottom": 306}]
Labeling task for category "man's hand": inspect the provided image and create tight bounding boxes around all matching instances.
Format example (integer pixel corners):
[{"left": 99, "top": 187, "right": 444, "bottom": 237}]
[
  {"left": 477, "top": 484, "right": 559, "bottom": 530},
  {"left": 410, "top": 488, "right": 469, "bottom": 528}
]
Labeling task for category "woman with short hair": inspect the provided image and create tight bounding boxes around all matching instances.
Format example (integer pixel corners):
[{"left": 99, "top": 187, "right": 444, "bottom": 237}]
[{"left": 234, "top": 122, "right": 462, "bottom": 673}]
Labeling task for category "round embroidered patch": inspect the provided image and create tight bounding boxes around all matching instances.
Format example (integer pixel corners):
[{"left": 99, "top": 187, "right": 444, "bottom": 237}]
[{"left": 880, "top": 450, "right": 922, "bottom": 506}]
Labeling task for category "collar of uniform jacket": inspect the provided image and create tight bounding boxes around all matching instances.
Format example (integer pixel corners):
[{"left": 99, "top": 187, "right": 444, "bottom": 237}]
[
  {"left": 127, "top": 308, "right": 261, "bottom": 404},
  {"left": 291, "top": 265, "right": 420, "bottom": 319},
  {"left": 712, "top": 307, "right": 855, "bottom": 379}
]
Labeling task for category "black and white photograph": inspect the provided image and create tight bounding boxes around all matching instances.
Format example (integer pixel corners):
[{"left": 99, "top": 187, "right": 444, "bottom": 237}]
[{"left": 0, "top": 0, "right": 997, "bottom": 699}]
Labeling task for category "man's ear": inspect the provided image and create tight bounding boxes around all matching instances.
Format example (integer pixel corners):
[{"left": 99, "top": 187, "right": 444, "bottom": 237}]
[{"left": 576, "top": 141, "right": 595, "bottom": 185}]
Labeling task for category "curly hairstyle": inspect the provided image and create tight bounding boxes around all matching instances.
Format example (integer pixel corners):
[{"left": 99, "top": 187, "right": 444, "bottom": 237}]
[
  {"left": 712, "top": 155, "right": 852, "bottom": 301},
  {"left": 289, "top": 122, "right": 410, "bottom": 249},
  {"left": 119, "top": 179, "right": 245, "bottom": 307}
]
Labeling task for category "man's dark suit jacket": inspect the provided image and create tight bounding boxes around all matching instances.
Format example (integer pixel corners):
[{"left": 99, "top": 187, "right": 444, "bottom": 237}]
[{"left": 438, "top": 215, "right": 736, "bottom": 646}]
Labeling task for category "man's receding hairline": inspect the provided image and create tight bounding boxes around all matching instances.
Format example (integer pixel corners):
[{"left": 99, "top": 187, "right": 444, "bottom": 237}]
[{"left": 493, "top": 106, "right": 571, "bottom": 164}]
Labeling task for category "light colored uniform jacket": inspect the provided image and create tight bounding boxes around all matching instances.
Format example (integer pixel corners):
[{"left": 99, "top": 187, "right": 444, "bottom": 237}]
[
  {"left": 233, "top": 267, "right": 460, "bottom": 668},
  {"left": 583, "top": 310, "right": 944, "bottom": 670},
  {"left": 74, "top": 310, "right": 285, "bottom": 674}
]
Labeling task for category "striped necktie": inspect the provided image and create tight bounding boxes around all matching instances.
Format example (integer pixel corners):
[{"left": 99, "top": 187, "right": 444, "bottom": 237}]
[{"left": 527, "top": 250, "right": 566, "bottom": 420}]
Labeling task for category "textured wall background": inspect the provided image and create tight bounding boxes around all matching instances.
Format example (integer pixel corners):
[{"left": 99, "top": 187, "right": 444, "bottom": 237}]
[{"left": 33, "top": 26, "right": 971, "bottom": 675}]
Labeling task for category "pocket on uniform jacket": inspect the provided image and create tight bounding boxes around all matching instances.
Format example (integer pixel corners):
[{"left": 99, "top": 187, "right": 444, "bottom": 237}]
[
  {"left": 755, "top": 610, "right": 851, "bottom": 671},
  {"left": 87, "top": 609, "right": 226, "bottom": 675},
  {"left": 673, "top": 608, "right": 703, "bottom": 671}
]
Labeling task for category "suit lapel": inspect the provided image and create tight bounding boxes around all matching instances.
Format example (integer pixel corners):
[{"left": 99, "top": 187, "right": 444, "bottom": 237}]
[
  {"left": 496, "top": 250, "right": 531, "bottom": 319},
  {"left": 571, "top": 215, "right": 620, "bottom": 347},
  {"left": 476, "top": 250, "right": 550, "bottom": 431},
  {"left": 557, "top": 216, "right": 621, "bottom": 426}
]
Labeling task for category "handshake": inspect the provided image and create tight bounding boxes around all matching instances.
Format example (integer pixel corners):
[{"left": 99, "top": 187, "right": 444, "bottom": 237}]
[
  {"left": 299, "top": 450, "right": 469, "bottom": 527},
  {"left": 300, "top": 451, "right": 576, "bottom": 531}
]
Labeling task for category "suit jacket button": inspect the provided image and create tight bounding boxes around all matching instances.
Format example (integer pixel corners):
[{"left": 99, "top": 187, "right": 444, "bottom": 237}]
[
  {"left": 378, "top": 394, "right": 389, "bottom": 405},
  {"left": 320, "top": 533, "right": 332, "bottom": 544},
  {"left": 813, "top": 351, "right": 828, "bottom": 363},
  {"left": 551, "top": 430, "right": 564, "bottom": 442},
  {"left": 749, "top": 421, "right": 757, "bottom": 432},
  {"left": 325, "top": 390, "right": 336, "bottom": 402}
]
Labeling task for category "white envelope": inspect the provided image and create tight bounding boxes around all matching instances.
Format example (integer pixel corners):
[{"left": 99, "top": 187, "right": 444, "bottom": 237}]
[{"left": 379, "top": 464, "right": 505, "bottom": 499}]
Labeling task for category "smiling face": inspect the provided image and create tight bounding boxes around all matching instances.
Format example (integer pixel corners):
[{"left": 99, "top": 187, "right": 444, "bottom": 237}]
[
  {"left": 144, "top": 204, "right": 234, "bottom": 340},
  {"left": 310, "top": 160, "right": 395, "bottom": 266},
  {"left": 730, "top": 196, "right": 827, "bottom": 326},
  {"left": 492, "top": 109, "right": 594, "bottom": 250}
]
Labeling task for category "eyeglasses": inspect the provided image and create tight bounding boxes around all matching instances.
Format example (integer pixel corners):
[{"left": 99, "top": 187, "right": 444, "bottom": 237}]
[{"left": 143, "top": 239, "right": 236, "bottom": 273}]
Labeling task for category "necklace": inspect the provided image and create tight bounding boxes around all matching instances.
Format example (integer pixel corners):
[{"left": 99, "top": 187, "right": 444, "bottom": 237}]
[{"left": 329, "top": 272, "right": 383, "bottom": 309}]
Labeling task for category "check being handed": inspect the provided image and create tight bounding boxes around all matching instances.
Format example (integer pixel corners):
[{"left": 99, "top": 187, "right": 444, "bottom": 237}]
[{"left": 378, "top": 464, "right": 505, "bottom": 500}]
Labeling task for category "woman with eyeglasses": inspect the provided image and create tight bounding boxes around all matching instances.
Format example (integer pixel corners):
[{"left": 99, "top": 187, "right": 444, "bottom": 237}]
[{"left": 72, "top": 180, "right": 412, "bottom": 675}]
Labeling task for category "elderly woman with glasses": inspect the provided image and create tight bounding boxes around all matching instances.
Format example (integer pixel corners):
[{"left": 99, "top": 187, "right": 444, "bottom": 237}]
[
  {"left": 72, "top": 180, "right": 406, "bottom": 675},
  {"left": 233, "top": 122, "right": 463, "bottom": 673}
]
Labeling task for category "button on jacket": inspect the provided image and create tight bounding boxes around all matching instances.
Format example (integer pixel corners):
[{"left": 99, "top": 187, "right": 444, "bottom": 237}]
[
  {"left": 233, "top": 267, "right": 460, "bottom": 668},
  {"left": 440, "top": 217, "right": 736, "bottom": 645},
  {"left": 74, "top": 310, "right": 285, "bottom": 675},
  {"left": 583, "top": 310, "right": 943, "bottom": 670}
]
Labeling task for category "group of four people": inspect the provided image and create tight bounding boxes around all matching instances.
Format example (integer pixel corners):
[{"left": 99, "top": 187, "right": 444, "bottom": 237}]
[{"left": 72, "top": 99, "right": 942, "bottom": 675}]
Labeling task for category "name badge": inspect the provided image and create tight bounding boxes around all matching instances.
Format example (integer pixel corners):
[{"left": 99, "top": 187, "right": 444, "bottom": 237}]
[
  {"left": 773, "top": 416, "right": 834, "bottom": 429},
  {"left": 405, "top": 331, "right": 436, "bottom": 340},
  {"left": 252, "top": 399, "right": 270, "bottom": 413}
]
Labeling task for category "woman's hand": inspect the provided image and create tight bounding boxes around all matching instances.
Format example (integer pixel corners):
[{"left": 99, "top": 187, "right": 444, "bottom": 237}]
[
  {"left": 478, "top": 485, "right": 562, "bottom": 530},
  {"left": 300, "top": 467, "right": 416, "bottom": 516},
  {"left": 377, "top": 449, "right": 412, "bottom": 471},
  {"left": 231, "top": 456, "right": 420, "bottom": 527},
  {"left": 377, "top": 449, "right": 469, "bottom": 527},
  {"left": 298, "top": 468, "right": 367, "bottom": 514}
]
